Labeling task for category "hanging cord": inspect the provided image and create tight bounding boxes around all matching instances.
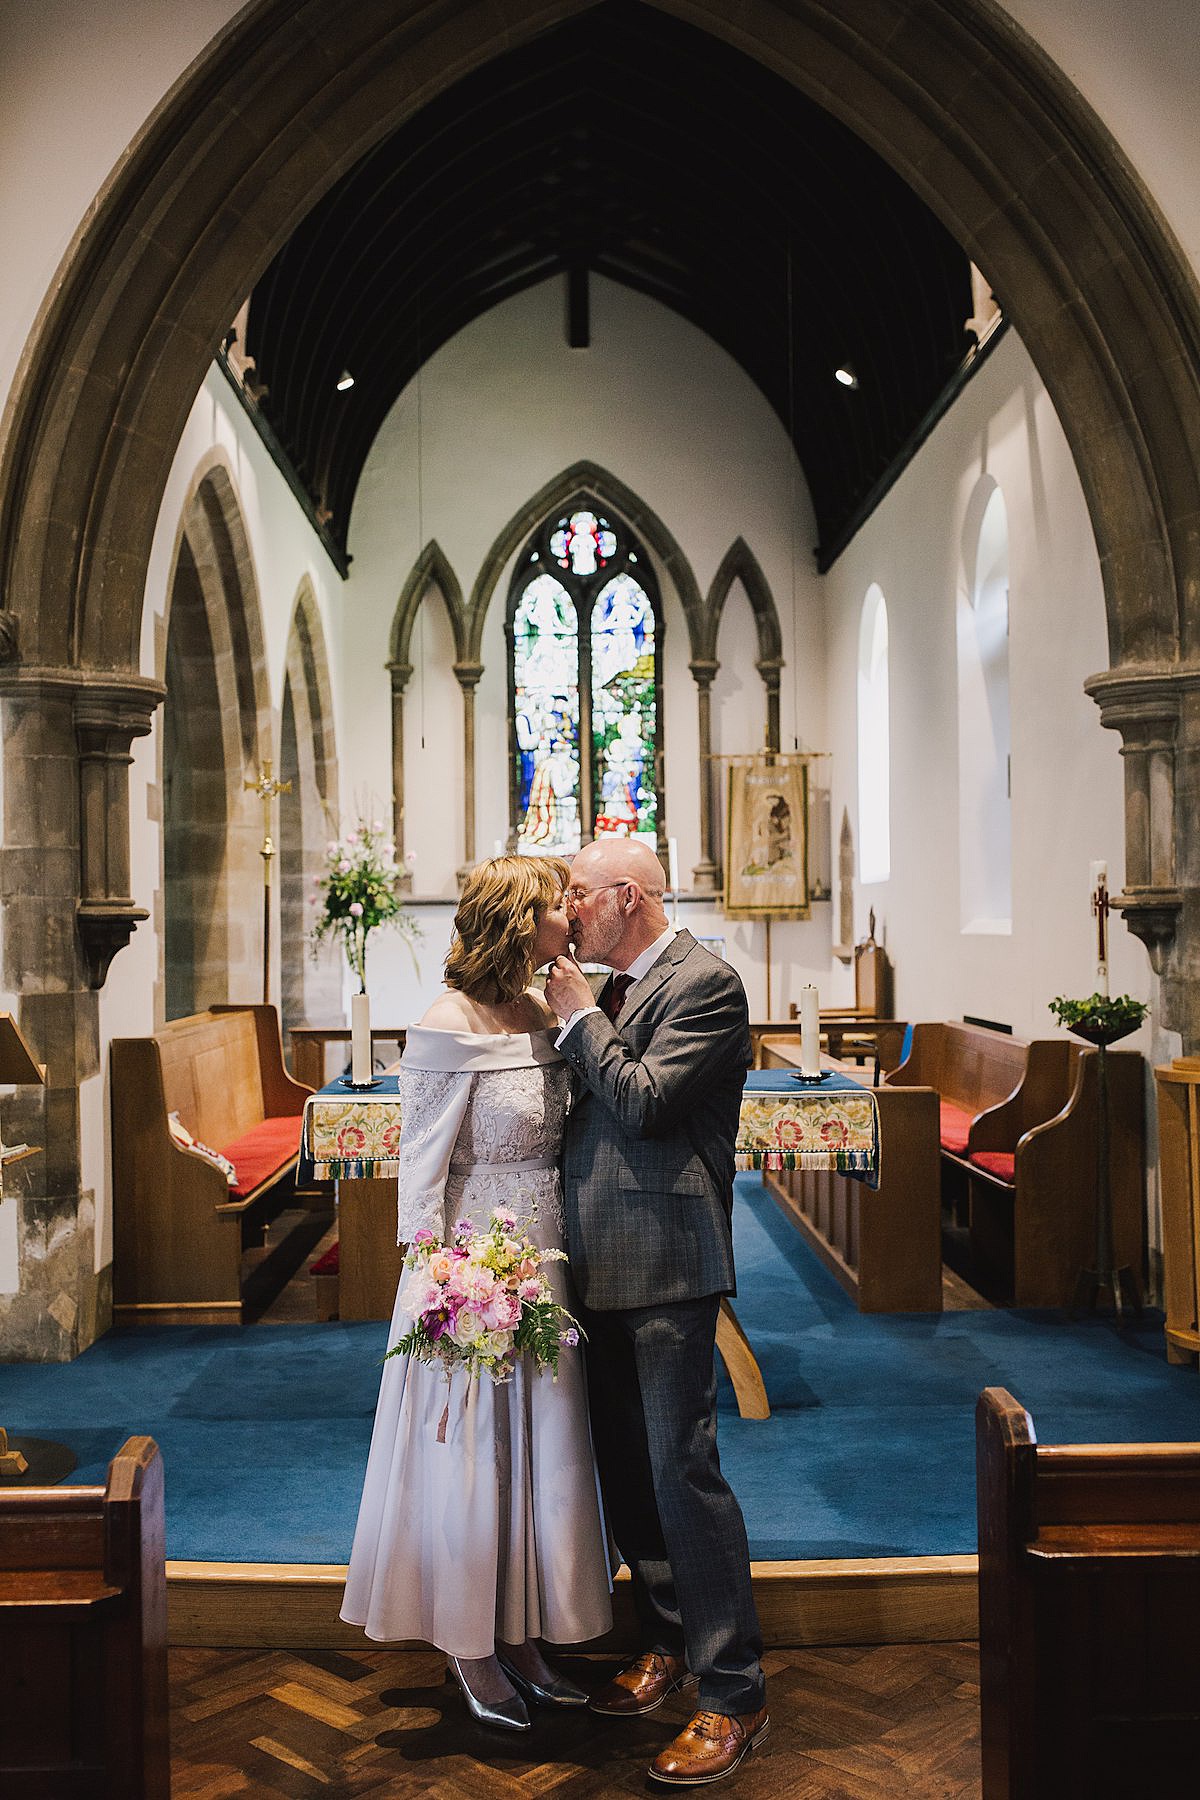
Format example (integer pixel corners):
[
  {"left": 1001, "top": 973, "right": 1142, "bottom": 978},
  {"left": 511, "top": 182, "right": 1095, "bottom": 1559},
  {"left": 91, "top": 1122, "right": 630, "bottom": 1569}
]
[
  {"left": 416, "top": 299, "right": 426, "bottom": 750},
  {"left": 786, "top": 241, "right": 801, "bottom": 752}
]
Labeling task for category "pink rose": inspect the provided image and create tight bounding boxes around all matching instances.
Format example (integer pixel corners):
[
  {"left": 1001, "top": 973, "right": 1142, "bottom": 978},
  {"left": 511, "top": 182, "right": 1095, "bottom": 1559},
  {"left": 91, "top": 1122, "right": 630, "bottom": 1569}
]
[{"left": 349, "top": 901, "right": 364, "bottom": 917}]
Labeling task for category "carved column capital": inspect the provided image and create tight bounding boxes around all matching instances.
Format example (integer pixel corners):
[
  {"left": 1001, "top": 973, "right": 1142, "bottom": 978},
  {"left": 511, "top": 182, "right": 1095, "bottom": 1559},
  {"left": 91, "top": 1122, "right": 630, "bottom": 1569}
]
[
  {"left": 387, "top": 659, "right": 414, "bottom": 697},
  {"left": 1084, "top": 663, "right": 1195, "bottom": 980},
  {"left": 452, "top": 660, "right": 485, "bottom": 692},
  {"left": 688, "top": 658, "right": 719, "bottom": 690}
]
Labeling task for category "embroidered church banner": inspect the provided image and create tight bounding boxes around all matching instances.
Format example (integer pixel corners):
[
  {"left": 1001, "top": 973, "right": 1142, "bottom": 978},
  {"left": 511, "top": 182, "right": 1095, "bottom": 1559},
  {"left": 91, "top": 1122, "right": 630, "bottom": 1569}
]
[{"left": 725, "top": 756, "right": 811, "bottom": 918}]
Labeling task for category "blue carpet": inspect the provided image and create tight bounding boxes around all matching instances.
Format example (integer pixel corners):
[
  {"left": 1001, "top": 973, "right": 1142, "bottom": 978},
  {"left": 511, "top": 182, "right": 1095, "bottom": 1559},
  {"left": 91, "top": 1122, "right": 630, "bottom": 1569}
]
[{"left": 0, "top": 1176, "right": 1195, "bottom": 1563}]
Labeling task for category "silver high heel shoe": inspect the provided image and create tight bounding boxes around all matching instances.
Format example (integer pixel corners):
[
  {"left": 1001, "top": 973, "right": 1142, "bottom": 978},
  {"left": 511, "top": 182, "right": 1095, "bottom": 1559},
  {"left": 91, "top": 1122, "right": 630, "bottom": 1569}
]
[
  {"left": 446, "top": 1656, "right": 532, "bottom": 1731},
  {"left": 497, "top": 1651, "right": 589, "bottom": 1708}
]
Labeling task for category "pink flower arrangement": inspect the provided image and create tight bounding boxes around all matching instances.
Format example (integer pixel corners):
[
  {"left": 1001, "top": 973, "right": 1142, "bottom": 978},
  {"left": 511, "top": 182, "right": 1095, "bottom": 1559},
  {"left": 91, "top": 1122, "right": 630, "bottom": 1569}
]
[{"left": 387, "top": 1206, "right": 581, "bottom": 1386}]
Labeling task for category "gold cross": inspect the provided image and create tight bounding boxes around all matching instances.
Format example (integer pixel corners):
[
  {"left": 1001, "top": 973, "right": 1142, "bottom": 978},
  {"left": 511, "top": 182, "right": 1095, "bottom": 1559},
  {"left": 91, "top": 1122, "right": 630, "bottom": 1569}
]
[{"left": 245, "top": 760, "right": 292, "bottom": 862}]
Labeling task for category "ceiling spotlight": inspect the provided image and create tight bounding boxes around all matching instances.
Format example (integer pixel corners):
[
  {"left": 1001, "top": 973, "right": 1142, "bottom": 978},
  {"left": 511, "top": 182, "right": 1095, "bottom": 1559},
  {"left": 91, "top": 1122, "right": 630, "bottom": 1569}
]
[
  {"left": 835, "top": 366, "right": 858, "bottom": 389},
  {"left": 336, "top": 370, "right": 355, "bottom": 392}
]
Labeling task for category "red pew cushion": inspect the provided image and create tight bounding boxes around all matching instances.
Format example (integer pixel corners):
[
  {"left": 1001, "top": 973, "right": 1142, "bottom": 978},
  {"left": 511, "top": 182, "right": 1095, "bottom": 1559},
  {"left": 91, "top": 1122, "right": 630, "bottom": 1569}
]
[
  {"left": 310, "top": 1242, "right": 340, "bottom": 1277},
  {"left": 939, "top": 1103, "right": 974, "bottom": 1154},
  {"left": 218, "top": 1114, "right": 301, "bottom": 1201},
  {"left": 970, "top": 1150, "right": 1016, "bottom": 1184}
]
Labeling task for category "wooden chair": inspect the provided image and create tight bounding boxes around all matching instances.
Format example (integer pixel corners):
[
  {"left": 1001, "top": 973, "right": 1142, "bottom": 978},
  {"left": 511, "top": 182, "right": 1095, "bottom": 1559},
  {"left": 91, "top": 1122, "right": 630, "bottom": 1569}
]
[
  {"left": 0, "top": 1437, "right": 169, "bottom": 1797},
  {"left": 787, "top": 930, "right": 894, "bottom": 1028},
  {"left": 977, "top": 1387, "right": 1200, "bottom": 1797}
]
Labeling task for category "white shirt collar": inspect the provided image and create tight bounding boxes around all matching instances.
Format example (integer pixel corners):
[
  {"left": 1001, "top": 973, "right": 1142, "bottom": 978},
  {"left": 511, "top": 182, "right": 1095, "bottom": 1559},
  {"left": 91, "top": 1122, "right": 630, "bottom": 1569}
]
[{"left": 623, "top": 925, "right": 677, "bottom": 985}]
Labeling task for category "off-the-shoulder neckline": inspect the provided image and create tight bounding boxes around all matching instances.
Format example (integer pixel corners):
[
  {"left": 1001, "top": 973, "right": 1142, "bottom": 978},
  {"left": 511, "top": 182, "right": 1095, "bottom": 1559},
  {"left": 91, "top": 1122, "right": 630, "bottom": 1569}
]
[{"left": 406, "top": 1023, "right": 557, "bottom": 1040}]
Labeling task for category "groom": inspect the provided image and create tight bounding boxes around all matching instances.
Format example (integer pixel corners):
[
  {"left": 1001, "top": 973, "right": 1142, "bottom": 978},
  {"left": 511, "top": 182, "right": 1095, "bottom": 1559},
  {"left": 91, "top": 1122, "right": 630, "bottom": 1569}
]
[{"left": 545, "top": 836, "right": 767, "bottom": 1788}]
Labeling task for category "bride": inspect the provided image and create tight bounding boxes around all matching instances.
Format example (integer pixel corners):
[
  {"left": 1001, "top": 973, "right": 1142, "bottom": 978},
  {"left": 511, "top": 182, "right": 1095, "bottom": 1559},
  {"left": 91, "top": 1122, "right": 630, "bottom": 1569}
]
[{"left": 340, "top": 855, "right": 612, "bottom": 1729}]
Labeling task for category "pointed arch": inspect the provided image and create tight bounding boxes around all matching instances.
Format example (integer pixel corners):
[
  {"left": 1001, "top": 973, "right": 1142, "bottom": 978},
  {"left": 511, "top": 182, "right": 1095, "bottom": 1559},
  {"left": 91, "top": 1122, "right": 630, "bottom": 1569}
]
[
  {"left": 280, "top": 576, "right": 341, "bottom": 1034},
  {"left": 703, "top": 537, "right": 784, "bottom": 754},
  {"left": 467, "top": 461, "right": 703, "bottom": 662},
  {"left": 388, "top": 541, "right": 467, "bottom": 881},
  {"left": 389, "top": 539, "right": 467, "bottom": 670},
  {"left": 158, "top": 452, "right": 272, "bottom": 1017}
]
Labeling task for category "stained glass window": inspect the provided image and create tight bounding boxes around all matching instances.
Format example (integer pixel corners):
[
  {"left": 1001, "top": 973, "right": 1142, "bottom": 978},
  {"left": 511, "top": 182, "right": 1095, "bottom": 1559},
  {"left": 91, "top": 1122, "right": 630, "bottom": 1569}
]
[
  {"left": 592, "top": 574, "right": 657, "bottom": 839},
  {"left": 512, "top": 573, "right": 580, "bottom": 855},
  {"left": 509, "top": 504, "right": 662, "bottom": 855}
]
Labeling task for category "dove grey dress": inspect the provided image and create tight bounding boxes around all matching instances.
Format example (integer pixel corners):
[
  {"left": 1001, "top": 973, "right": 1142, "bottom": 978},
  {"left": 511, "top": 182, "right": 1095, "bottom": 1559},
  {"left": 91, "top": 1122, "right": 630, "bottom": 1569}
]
[{"left": 340, "top": 1026, "right": 612, "bottom": 1656}]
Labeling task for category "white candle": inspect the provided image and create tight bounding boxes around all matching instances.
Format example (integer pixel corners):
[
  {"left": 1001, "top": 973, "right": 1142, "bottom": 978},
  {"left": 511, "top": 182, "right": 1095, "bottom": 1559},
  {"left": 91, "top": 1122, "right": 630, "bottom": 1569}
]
[
  {"left": 799, "top": 984, "right": 821, "bottom": 1076},
  {"left": 351, "top": 991, "right": 372, "bottom": 1085},
  {"left": 668, "top": 837, "right": 680, "bottom": 896}
]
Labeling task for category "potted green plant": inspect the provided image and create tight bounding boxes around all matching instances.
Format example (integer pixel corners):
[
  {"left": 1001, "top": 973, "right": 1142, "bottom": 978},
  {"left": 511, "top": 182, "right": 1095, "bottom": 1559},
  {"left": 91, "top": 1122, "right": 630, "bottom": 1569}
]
[{"left": 1048, "top": 992, "right": 1148, "bottom": 1047}]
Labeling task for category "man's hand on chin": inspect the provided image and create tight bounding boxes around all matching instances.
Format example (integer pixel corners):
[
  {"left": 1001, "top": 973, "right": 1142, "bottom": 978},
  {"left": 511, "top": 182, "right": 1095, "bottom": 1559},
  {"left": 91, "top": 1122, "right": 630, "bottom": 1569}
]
[{"left": 545, "top": 954, "right": 596, "bottom": 1022}]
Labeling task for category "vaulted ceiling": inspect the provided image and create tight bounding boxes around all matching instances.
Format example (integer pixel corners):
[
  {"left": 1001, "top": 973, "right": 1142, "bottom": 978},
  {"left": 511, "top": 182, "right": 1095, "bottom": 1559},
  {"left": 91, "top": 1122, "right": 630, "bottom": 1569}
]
[{"left": 245, "top": 0, "right": 974, "bottom": 566}]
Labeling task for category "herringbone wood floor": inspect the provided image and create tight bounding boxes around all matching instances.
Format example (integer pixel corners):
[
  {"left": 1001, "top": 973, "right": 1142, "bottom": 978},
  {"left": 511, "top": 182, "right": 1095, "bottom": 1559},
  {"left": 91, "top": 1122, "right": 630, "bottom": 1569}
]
[{"left": 170, "top": 1642, "right": 982, "bottom": 1797}]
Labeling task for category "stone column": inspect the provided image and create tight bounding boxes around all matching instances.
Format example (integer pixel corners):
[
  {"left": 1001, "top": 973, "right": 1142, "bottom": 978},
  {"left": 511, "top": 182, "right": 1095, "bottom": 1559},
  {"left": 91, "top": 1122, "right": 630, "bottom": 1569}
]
[
  {"left": 756, "top": 655, "right": 784, "bottom": 755},
  {"left": 74, "top": 677, "right": 165, "bottom": 987},
  {"left": 0, "top": 665, "right": 162, "bottom": 1360},
  {"left": 387, "top": 660, "right": 413, "bottom": 893},
  {"left": 689, "top": 657, "right": 720, "bottom": 891},
  {"left": 454, "top": 661, "right": 484, "bottom": 889},
  {"left": 1086, "top": 669, "right": 1183, "bottom": 976}
]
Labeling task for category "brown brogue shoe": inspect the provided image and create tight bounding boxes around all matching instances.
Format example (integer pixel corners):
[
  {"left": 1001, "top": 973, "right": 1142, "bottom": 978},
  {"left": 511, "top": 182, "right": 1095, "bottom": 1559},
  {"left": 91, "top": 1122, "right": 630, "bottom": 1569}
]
[
  {"left": 588, "top": 1650, "right": 697, "bottom": 1717},
  {"left": 648, "top": 1705, "right": 770, "bottom": 1785}
]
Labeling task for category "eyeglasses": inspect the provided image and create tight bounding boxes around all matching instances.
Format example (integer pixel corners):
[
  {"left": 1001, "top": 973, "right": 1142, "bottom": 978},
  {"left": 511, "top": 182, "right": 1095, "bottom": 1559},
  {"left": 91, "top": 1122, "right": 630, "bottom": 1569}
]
[{"left": 565, "top": 879, "right": 632, "bottom": 905}]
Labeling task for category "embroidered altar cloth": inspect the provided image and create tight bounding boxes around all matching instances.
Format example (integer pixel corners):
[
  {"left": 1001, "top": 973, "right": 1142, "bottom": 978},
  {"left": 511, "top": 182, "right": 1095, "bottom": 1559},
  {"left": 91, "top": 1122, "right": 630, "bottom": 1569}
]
[{"left": 302, "top": 1067, "right": 878, "bottom": 1188}]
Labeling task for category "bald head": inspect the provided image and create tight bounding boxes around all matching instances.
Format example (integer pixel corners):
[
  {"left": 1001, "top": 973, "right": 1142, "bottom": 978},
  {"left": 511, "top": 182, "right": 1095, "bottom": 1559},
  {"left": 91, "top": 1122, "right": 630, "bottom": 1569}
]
[
  {"left": 568, "top": 835, "right": 669, "bottom": 969},
  {"left": 572, "top": 835, "right": 665, "bottom": 893}
]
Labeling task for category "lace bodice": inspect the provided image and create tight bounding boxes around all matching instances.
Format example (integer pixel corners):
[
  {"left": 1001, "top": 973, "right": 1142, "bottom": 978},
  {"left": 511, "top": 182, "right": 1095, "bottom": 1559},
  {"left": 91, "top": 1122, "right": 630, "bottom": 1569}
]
[
  {"left": 394, "top": 1038, "right": 570, "bottom": 1244},
  {"left": 449, "top": 1063, "right": 570, "bottom": 1168}
]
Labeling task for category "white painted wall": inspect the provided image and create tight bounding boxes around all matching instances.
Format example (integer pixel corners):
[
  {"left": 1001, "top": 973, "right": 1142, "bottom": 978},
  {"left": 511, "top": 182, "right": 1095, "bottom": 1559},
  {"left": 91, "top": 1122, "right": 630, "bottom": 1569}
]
[
  {"left": 345, "top": 275, "right": 829, "bottom": 1027},
  {"left": 822, "top": 328, "right": 1174, "bottom": 1247},
  {"left": 824, "top": 330, "right": 1146, "bottom": 1029}
]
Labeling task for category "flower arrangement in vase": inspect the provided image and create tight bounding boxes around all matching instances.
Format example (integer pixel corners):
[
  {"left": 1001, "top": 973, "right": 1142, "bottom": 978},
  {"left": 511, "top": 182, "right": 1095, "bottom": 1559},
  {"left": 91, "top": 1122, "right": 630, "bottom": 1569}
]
[{"left": 311, "top": 819, "right": 420, "bottom": 1000}]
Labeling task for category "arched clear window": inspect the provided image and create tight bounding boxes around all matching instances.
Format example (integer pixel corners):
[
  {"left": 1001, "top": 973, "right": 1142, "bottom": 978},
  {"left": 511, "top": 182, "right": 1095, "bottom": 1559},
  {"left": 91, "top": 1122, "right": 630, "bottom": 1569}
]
[
  {"left": 857, "top": 585, "right": 891, "bottom": 884},
  {"left": 957, "top": 482, "right": 1012, "bottom": 930},
  {"left": 508, "top": 505, "right": 662, "bottom": 856}
]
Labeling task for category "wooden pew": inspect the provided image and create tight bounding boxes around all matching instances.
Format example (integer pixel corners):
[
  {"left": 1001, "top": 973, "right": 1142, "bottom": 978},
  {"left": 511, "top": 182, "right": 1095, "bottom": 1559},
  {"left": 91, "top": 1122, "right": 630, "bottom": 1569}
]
[
  {"left": 977, "top": 1387, "right": 1200, "bottom": 1797},
  {"left": 886, "top": 1020, "right": 1029, "bottom": 1157},
  {"left": 758, "top": 1037, "right": 942, "bottom": 1311},
  {"left": 0, "top": 1436, "right": 169, "bottom": 1798},
  {"left": 965, "top": 1042, "right": 1144, "bottom": 1307},
  {"left": 111, "top": 1003, "right": 312, "bottom": 1324}
]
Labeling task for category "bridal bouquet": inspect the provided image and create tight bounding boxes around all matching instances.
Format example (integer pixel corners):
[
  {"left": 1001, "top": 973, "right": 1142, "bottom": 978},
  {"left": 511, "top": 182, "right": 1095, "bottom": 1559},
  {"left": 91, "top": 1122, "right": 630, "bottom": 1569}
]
[{"left": 386, "top": 1207, "right": 580, "bottom": 1388}]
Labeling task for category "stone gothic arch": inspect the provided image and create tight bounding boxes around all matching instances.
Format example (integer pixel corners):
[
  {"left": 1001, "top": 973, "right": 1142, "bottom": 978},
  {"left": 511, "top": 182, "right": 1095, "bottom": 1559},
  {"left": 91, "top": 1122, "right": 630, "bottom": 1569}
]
[
  {"left": 4, "top": 0, "right": 1198, "bottom": 1002},
  {"left": 7, "top": 0, "right": 1200, "bottom": 1357},
  {"left": 470, "top": 462, "right": 692, "bottom": 873},
  {"left": 158, "top": 456, "right": 272, "bottom": 1018},
  {"left": 388, "top": 541, "right": 467, "bottom": 883},
  {"left": 280, "top": 578, "right": 340, "bottom": 1036},
  {"left": 696, "top": 540, "right": 787, "bottom": 886}
]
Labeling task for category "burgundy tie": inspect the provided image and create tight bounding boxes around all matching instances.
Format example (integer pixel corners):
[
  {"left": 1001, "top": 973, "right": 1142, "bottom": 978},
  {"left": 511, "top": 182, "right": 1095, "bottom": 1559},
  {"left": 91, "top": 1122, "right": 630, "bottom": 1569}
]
[{"left": 602, "top": 973, "right": 634, "bottom": 1022}]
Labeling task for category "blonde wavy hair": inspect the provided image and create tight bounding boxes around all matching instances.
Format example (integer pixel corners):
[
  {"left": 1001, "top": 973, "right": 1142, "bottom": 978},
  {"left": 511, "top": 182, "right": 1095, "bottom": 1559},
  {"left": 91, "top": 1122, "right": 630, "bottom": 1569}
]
[{"left": 444, "top": 855, "right": 571, "bottom": 1004}]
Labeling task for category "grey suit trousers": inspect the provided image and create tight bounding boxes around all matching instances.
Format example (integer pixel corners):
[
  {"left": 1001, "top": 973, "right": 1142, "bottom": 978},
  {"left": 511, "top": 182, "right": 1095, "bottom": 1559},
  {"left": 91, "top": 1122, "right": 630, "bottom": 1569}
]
[{"left": 581, "top": 1292, "right": 765, "bottom": 1715}]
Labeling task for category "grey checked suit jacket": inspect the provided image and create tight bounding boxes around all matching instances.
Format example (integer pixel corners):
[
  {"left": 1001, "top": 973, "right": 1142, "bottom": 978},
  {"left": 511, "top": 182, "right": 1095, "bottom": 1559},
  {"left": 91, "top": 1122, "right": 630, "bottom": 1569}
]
[{"left": 558, "top": 931, "right": 752, "bottom": 1311}]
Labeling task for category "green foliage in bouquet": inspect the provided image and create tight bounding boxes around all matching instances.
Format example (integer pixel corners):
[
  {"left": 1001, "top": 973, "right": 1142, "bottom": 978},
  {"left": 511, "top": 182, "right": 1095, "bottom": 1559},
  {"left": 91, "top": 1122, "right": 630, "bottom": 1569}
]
[
  {"left": 311, "top": 817, "right": 419, "bottom": 991},
  {"left": 1048, "top": 992, "right": 1148, "bottom": 1034}
]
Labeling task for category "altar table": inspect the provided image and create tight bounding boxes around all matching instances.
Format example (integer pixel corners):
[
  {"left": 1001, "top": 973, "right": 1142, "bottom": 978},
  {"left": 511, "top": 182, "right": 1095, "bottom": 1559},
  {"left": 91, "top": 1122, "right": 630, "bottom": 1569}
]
[{"left": 300, "top": 1070, "right": 878, "bottom": 1421}]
